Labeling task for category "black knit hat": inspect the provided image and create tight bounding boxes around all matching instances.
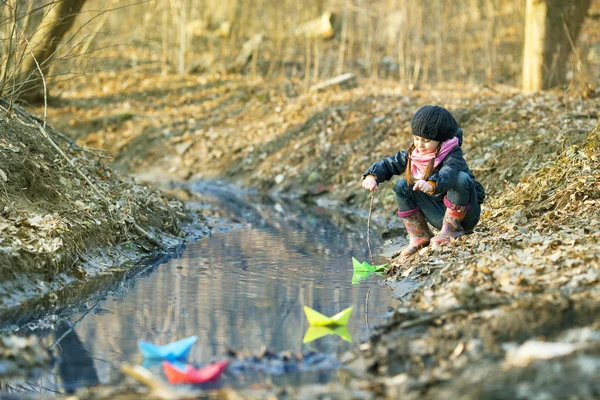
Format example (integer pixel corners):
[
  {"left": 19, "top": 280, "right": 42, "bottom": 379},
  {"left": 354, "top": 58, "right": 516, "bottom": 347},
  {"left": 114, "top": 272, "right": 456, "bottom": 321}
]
[{"left": 411, "top": 105, "right": 458, "bottom": 142}]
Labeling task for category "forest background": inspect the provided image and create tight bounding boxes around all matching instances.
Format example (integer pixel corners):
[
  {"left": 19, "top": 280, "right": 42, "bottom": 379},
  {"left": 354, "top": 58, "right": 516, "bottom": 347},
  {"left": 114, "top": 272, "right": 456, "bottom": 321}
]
[{"left": 1, "top": 0, "right": 599, "bottom": 104}]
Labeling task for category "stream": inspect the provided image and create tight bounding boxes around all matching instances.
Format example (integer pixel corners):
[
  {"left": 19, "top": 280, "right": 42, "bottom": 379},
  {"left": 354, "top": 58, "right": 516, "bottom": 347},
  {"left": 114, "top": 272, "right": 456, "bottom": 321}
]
[{"left": 3, "top": 182, "right": 404, "bottom": 395}]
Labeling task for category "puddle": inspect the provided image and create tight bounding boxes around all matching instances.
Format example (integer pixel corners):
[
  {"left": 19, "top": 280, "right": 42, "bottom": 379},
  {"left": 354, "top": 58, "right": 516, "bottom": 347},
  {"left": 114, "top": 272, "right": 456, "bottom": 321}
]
[{"left": 3, "top": 183, "right": 402, "bottom": 394}]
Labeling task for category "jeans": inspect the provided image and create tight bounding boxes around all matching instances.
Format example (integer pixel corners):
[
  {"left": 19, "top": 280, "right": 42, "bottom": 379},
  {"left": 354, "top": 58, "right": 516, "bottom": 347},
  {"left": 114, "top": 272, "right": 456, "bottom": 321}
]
[{"left": 393, "top": 172, "right": 481, "bottom": 231}]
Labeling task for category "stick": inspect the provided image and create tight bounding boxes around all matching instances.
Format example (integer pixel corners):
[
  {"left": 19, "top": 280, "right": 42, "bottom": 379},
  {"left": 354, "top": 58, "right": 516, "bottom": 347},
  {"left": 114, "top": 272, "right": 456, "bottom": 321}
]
[
  {"left": 366, "top": 191, "right": 375, "bottom": 265},
  {"left": 25, "top": 38, "right": 46, "bottom": 128},
  {"left": 36, "top": 122, "right": 109, "bottom": 203},
  {"left": 121, "top": 364, "right": 200, "bottom": 399},
  {"left": 365, "top": 191, "right": 375, "bottom": 335},
  {"left": 309, "top": 72, "right": 356, "bottom": 92},
  {"left": 133, "top": 222, "right": 166, "bottom": 250}
]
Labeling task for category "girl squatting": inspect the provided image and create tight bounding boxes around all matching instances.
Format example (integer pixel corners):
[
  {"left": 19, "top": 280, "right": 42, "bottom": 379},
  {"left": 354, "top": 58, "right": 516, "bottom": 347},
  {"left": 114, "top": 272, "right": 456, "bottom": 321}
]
[{"left": 362, "top": 105, "right": 485, "bottom": 258}]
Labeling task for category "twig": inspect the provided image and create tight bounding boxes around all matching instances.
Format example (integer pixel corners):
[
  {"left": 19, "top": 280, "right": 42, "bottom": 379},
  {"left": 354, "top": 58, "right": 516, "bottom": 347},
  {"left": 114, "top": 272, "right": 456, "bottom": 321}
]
[
  {"left": 24, "top": 39, "right": 46, "bottom": 128},
  {"left": 12, "top": 30, "right": 96, "bottom": 153},
  {"left": 34, "top": 120, "right": 111, "bottom": 157},
  {"left": 366, "top": 191, "right": 375, "bottom": 265},
  {"left": 365, "top": 191, "right": 375, "bottom": 335},
  {"left": 133, "top": 222, "right": 166, "bottom": 250},
  {"left": 35, "top": 121, "right": 109, "bottom": 203}
]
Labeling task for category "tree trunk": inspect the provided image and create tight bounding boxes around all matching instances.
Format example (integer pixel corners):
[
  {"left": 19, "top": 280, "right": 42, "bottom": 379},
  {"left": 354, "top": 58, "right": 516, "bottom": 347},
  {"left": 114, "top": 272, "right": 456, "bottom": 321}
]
[
  {"left": 18, "top": 0, "right": 87, "bottom": 102},
  {"left": 522, "top": 0, "right": 591, "bottom": 91}
]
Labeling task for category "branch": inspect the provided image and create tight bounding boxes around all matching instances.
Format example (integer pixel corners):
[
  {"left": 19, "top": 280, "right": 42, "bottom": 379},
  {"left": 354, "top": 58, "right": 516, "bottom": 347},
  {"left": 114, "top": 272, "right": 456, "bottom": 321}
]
[
  {"left": 35, "top": 121, "right": 109, "bottom": 203},
  {"left": 24, "top": 38, "right": 47, "bottom": 127},
  {"left": 133, "top": 222, "right": 167, "bottom": 250}
]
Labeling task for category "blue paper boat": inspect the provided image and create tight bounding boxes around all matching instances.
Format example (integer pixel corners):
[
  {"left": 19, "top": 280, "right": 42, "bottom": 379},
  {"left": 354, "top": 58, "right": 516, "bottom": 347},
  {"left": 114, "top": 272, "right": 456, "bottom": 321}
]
[{"left": 137, "top": 335, "right": 198, "bottom": 361}]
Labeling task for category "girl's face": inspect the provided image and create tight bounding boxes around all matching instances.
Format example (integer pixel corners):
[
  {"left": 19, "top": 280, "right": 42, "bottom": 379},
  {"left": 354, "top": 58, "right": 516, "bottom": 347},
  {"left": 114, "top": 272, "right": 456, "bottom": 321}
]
[{"left": 413, "top": 136, "right": 439, "bottom": 154}]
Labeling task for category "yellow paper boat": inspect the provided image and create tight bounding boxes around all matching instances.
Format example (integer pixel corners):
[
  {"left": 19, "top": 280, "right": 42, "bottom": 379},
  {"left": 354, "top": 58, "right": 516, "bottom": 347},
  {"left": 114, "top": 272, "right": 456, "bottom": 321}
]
[
  {"left": 303, "top": 325, "right": 352, "bottom": 343},
  {"left": 303, "top": 306, "right": 353, "bottom": 326}
]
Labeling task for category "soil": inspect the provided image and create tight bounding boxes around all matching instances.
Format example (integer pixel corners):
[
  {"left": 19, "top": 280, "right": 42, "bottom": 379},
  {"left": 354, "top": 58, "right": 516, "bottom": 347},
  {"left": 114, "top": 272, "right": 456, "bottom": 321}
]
[
  {"left": 1, "top": 69, "right": 598, "bottom": 398},
  {"left": 0, "top": 101, "right": 210, "bottom": 327}
]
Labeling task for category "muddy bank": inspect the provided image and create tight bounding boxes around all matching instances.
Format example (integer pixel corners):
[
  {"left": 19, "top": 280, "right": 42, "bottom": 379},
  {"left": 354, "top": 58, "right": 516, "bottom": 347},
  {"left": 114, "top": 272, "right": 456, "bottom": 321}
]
[
  {"left": 345, "top": 127, "right": 600, "bottom": 398},
  {"left": 22, "top": 72, "right": 600, "bottom": 398},
  {"left": 0, "top": 103, "right": 210, "bottom": 327}
]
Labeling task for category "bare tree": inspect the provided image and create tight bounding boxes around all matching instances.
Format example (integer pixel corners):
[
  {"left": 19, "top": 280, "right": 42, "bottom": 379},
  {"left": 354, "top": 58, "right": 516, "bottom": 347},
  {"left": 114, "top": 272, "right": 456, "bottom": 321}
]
[
  {"left": 522, "top": 0, "right": 592, "bottom": 91},
  {"left": 16, "top": 0, "right": 87, "bottom": 102},
  {"left": 3, "top": 0, "right": 594, "bottom": 96}
]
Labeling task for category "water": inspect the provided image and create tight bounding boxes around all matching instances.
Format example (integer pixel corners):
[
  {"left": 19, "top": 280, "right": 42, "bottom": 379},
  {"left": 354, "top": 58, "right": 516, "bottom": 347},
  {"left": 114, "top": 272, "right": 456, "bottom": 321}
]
[{"left": 6, "top": 184, "right": 397, "bottom": 393}]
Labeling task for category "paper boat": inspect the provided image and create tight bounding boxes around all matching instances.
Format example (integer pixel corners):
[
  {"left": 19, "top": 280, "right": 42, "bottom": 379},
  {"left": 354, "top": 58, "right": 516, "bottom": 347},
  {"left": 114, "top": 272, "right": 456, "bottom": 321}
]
[
  {"left": 303, "top": 325, "right": 352, "bottom": 343},
  {"left": 137, "top": 335, "right": 198, "bottom": 361},
  {"left": 352, "top": 257, "right": 388, "bottom": 273},
  {"left": 303, "top": 306, "right": 353, "bottom": 326},
  {"left": 351, "top": 257, "right": 388, "bottom": 284},
  {"left": 351, "top": 269, "right": 371, "bottom": 285},
  {"left": 162, "top": 360, "right": 228, "bottom": 385}
]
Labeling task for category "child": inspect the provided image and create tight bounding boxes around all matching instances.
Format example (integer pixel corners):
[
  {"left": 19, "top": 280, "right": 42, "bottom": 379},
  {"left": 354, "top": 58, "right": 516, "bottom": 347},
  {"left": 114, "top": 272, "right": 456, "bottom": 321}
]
[{"left": 362, "top": 105, "right": 485, "bottom": 258}]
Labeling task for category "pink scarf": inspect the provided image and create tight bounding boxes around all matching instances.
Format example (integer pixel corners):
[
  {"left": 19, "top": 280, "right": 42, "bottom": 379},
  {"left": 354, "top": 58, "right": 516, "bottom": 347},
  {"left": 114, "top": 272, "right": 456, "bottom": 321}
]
[{"left": 410, "top": 136, "right": 459, "bottom": 179}]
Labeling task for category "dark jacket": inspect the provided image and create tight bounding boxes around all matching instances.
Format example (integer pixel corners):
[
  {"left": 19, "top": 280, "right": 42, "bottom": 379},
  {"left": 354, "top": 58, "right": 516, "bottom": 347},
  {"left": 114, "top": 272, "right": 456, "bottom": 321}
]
[{"left": 362, "top": 129, "right": 485, "bottom": 204}]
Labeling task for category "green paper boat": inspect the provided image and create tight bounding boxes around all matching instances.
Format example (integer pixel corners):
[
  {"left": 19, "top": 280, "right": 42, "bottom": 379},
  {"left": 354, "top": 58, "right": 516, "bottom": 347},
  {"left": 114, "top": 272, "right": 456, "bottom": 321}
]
[
  {"left": 351, "top": 269, "right": 372, "bottom": 285},
  {"left": 303, "top": 325, "right": 352, "bottom": 343},
  {"left": 303, "top": 306, "right": 353, "bottom": 326},
  {"left": 351, "top": 257, "right": 388, "bottom": 284},
  {"left": 352, "top": 257, "right": 388, "bottom": 273}
]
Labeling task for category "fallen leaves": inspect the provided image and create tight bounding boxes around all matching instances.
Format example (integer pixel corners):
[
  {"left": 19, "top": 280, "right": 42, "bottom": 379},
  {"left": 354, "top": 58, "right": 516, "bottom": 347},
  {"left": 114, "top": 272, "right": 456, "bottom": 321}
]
[
  {"left": 0, "top": 105, "right": 192, "bottom": 309},
  {"left": 358, "top": 123, "right": 600, "bottom": 397}
]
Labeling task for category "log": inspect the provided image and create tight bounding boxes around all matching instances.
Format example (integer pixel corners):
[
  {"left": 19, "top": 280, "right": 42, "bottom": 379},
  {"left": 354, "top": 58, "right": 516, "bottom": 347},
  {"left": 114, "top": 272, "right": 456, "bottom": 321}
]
[{"left": 309, "top": 73, "right": 357, "bottom": 92}]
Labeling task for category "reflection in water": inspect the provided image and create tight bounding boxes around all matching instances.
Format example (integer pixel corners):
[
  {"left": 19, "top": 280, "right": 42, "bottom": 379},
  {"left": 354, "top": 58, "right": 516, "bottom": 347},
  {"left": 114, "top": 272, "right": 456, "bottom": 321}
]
[
  {"left": 303, "top": 326, "right": 352, "bottom": 343},
  {"left": 55, "top": 322, "right": 99, "bottom": 392},
  {"left": 4, "top": 186, "right": 397, "bottom": 394}
]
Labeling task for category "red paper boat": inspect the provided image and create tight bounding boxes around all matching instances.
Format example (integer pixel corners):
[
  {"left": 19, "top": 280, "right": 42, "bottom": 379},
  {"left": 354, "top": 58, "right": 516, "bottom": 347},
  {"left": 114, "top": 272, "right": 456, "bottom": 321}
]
[{"left": 162, "top": 360, "right": 228, "bottom": 385}]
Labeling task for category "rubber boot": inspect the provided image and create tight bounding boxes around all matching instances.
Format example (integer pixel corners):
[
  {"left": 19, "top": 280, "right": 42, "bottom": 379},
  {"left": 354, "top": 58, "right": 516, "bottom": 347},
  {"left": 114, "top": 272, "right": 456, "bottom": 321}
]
[
  {"left": 397, "top": 207, "right": 434, "bottom": 258},
  {"left": 431, "top": 196, "right": 470, "bottom": 246}
]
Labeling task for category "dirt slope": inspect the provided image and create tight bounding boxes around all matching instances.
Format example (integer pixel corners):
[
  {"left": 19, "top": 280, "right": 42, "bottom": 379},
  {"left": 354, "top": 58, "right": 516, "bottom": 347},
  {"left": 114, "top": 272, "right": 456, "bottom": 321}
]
[{"left": 0, "top": 102, "right": 207, "bottom": 325}]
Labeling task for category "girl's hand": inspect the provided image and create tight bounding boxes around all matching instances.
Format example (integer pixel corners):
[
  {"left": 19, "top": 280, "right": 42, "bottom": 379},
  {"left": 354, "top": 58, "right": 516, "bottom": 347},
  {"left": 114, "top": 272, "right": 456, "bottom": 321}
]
[
  {"left": 362, "top": 175, "right": 378, "bottom": 191},
  {"left": 413, "top": 180, "right": 434, "bottom": 194}
]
